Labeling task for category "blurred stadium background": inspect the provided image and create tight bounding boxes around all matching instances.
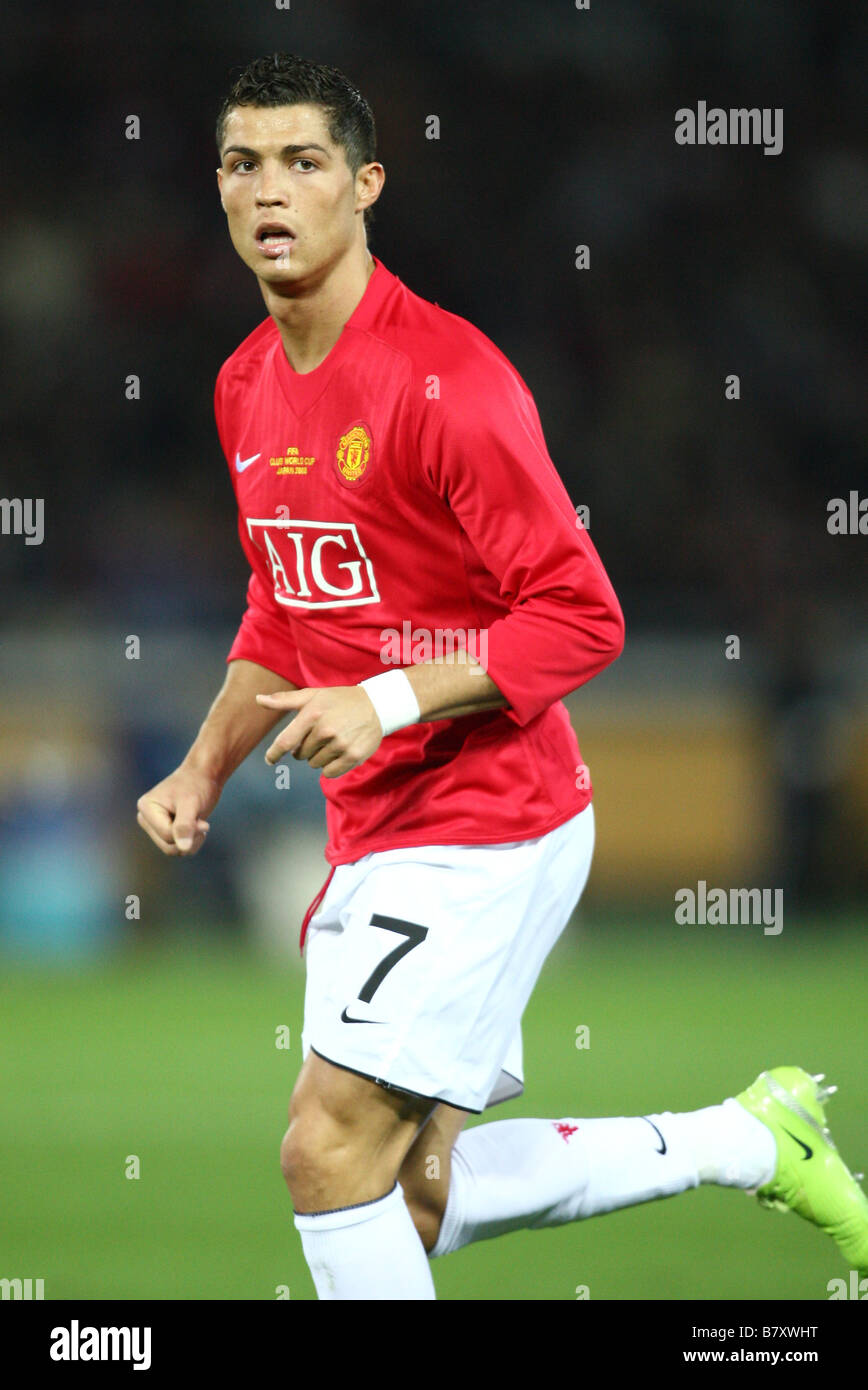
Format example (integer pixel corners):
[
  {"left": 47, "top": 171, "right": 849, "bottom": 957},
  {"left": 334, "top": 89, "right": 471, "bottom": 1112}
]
[{"left": 1, "top": 0, "right": 865, "bottom": 1300}]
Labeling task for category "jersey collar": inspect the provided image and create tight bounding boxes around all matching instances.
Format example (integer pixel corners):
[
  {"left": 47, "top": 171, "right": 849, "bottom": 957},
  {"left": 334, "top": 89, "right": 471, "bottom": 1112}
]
[{"left": 269, "top": 255, "right": 397, "bottom": 416}]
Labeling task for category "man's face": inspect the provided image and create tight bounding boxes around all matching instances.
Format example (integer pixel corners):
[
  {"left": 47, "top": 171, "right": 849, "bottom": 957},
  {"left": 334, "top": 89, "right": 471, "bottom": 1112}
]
[{"left": 216, "top": 103, "right": 379, "bottom": 286}]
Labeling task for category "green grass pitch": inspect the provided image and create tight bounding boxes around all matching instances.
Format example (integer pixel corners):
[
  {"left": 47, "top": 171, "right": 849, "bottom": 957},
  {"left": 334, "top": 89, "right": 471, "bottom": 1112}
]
[{"left": 1, "top": 915, "right": 864, "bottom": 1300}]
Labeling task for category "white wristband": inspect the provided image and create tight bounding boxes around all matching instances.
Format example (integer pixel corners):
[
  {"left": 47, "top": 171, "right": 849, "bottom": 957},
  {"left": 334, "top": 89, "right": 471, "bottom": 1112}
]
[{"left": 359, "top": 669, "right": 421, "bottom": 736}]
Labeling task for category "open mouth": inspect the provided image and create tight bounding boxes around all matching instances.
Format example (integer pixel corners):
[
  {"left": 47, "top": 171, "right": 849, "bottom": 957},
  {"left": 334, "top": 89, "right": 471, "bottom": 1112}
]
[{"left": 256, "top": 223, "right": 295, "bottom": 259}]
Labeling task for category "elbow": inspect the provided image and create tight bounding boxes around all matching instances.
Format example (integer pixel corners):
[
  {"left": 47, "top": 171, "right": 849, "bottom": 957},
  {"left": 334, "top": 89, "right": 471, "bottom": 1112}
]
[
  {"left": 586, "top": 594, "right": 624, "bottom": 679},
  {"left": 607, "top": 597, "right": 626, "bottom": 664}
]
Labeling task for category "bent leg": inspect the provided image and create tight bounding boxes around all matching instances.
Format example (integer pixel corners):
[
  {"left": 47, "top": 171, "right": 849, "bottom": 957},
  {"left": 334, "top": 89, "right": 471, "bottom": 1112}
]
[
  {"left": 281, "top": 1050, "right": 440, "bottom": 1299},
  {"left": 428, "top": 1101, "right": 777, "bottom": 1258}
]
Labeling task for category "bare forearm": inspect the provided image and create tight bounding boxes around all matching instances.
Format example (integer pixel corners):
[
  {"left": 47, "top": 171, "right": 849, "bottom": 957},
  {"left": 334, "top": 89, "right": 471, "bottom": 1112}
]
[
  {"left": 403, "top": 654, "right": 507, "bottom": 722},
  {"left": 183, "top": 658, "right": 298, "bottom": 785}
]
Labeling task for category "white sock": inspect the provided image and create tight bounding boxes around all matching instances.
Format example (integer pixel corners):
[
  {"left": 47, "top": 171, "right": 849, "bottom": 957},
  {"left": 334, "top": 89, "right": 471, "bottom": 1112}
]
[
  {"left": 663, "top": 1098, "right": 778, "bottom": 1188},
  {"left": 431, "top": 1101, "right": 777, "bottom": 1257},
  {"left": 294, "top": 1181, "right": 436, "bottom": 1300}
]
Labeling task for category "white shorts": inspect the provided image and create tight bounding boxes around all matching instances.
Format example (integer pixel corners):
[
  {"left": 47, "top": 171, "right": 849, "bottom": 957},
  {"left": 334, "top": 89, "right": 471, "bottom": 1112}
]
[{"left": 300, "top": 804, "right": 595, "bottom": 1113}]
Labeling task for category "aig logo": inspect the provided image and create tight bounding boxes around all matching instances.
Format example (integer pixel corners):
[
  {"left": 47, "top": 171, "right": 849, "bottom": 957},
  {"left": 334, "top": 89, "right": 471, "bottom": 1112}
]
[{"left": 247, "top": 516, "right": 380, "bottom": 609}]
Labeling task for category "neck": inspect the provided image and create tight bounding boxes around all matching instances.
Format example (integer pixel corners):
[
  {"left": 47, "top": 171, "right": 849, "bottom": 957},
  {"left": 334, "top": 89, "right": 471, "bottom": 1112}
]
[{"left": 260, "top": 245, "right": 376, "bottom": 375}]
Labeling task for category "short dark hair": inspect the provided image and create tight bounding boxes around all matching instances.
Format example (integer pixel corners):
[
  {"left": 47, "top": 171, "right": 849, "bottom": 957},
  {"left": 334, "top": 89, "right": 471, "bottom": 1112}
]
[{"left": 216, "top": 53, "right": 378, "bottom": 235}]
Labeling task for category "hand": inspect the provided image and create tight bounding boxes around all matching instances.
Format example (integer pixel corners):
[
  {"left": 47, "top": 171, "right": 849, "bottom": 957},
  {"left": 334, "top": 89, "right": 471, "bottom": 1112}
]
[
  {"left": 137, "top": 765, "right": 222, "bottom": 856},
  {"left": 256, "top": 686, "right": 384, "bottom": 779}
]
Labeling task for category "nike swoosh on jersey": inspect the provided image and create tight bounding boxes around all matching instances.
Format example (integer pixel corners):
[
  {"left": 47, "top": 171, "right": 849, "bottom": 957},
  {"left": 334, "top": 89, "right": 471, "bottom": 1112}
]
[
  {"left": 235, "top": 451, "right": 261, "bottom": 472},
  {"left": 340, "top": 1006, "right": 386, "bottom": 1025}
]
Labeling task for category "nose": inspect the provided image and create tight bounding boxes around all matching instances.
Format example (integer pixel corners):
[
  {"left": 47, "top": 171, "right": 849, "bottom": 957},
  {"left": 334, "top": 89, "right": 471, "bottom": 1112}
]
[{"left": 256, "top": 161, "right": 288, "bottom": 205}]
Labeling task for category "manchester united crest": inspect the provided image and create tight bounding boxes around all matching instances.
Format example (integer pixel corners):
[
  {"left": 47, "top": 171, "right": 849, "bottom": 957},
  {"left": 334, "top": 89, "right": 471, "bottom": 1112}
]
[{"left": 335, "top": 422, "right": 372, "bottom": 486}]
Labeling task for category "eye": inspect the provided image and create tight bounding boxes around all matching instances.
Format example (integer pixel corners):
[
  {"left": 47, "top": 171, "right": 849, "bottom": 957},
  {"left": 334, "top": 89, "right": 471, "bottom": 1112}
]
[
  {"left": 232, "top": 159, "right": 256, "bottom": 173},
  {"left": 293, "top": 158, "right": 317, "bottom": 171}
]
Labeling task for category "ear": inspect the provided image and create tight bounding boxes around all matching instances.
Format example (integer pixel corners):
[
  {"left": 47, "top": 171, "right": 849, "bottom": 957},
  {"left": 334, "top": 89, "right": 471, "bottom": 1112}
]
[
  {"left": 217, "top": 166, "right": 226, "bottom": 210},
  {"left": 356, "top": 162, "right": 385, "bottom": 214}
]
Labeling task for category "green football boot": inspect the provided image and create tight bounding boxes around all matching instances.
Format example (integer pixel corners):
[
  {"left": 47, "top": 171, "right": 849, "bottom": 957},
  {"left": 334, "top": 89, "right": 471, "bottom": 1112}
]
[{"left": 736, "top": 1066, "right": 868, "bottom": 1273}]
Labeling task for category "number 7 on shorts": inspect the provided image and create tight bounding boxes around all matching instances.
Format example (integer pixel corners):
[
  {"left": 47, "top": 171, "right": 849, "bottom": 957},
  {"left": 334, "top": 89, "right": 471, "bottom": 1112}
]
[{"left": 357, "top": 915, "right": 429, "bottom": 1003}]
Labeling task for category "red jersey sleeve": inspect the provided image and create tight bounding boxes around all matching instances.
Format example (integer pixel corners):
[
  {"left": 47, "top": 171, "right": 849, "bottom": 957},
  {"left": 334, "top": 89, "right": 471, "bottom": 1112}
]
[{"left": 416, "top": 352, "right": 625, "bottom": 727}]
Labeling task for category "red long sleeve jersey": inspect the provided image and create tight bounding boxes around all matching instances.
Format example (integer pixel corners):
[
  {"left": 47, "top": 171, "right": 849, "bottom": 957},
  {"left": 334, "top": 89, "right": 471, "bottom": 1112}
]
[{"left": 215, "top": 256, "right": 625, "bottom": 866}]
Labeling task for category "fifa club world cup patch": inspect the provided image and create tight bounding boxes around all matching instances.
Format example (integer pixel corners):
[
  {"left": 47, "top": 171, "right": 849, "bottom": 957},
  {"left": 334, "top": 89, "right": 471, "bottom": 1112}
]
[
  {"left": 269, "top": 445, "right": 316, "bottom": 476},
  {"left": 335, "top": 421, "right": 373, "bottom": 488}
]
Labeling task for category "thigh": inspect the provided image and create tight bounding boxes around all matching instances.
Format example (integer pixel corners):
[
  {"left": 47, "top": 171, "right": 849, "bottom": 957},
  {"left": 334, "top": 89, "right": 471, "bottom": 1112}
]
[{"left": 289, "top": 1048, "right": 436, "bottom": 1155}]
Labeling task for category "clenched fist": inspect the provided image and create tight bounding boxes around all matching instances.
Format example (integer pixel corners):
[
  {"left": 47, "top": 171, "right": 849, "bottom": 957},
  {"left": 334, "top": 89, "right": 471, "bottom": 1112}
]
[{"left": 137, "top": 766, "right": 222, "bottom": 856}]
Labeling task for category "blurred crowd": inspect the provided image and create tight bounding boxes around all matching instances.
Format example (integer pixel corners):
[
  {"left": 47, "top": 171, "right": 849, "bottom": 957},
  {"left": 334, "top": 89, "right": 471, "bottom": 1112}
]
[{"left": 1, "top": 1, "right": 864, "bottom": 632}]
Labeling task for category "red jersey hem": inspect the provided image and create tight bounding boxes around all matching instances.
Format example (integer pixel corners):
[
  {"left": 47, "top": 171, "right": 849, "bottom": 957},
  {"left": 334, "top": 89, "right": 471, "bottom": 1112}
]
[{"left": 322, "top": 795, "right": 592, "bottom": 867}]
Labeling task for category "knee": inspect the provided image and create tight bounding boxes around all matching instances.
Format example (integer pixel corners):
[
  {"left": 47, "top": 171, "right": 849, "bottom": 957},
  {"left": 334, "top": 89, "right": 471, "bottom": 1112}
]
[
  {"left": 280, "top": 1111, "right": 341, "bottom": 1191},
  {"left": 280, "top": 1073, "right": 353, "bottom": 1185},
  {"left": 280, "top": 1093, "right": 396, "bottom": 1203}
]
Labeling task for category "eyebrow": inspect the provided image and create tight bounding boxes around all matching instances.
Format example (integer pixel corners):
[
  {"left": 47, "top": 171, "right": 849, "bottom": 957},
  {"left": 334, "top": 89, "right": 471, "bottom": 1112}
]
[{"left": 221, "top": 142, "right": 331, "bottom": 161}]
